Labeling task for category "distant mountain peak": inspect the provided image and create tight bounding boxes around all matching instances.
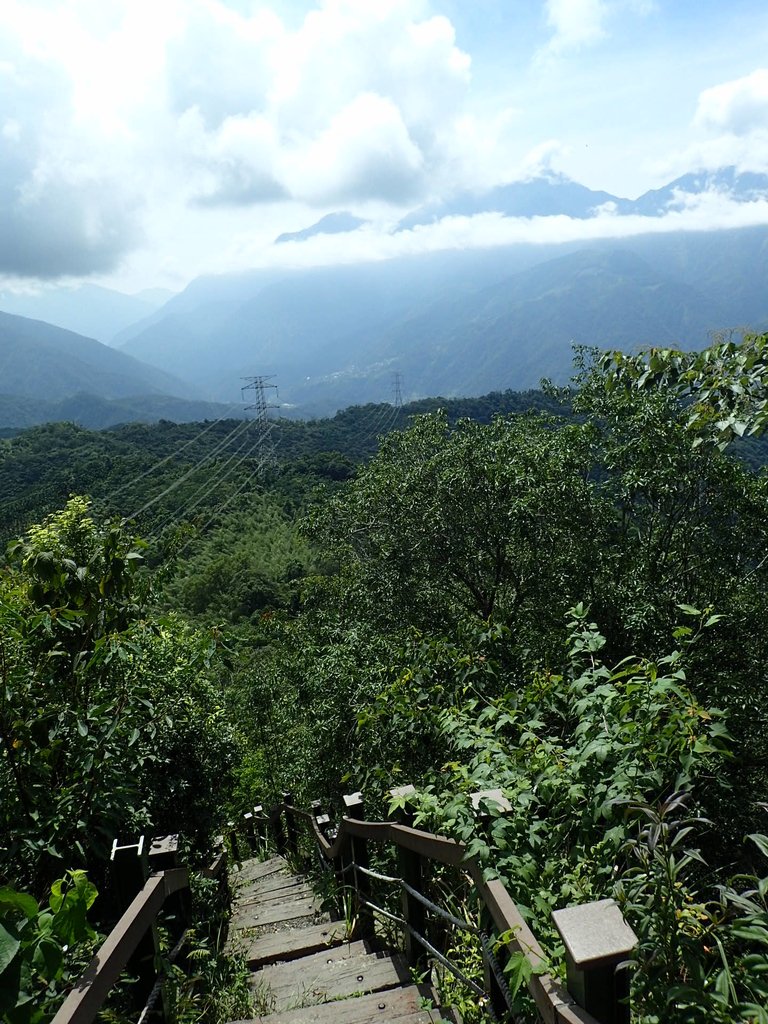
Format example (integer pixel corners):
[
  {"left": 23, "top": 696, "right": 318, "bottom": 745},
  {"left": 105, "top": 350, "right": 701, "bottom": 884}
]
[
  {"left": 275, "top": 211, "right": 369, "bottom": 245},
  {"left": 629, "top": 165, "right": 768, "bottom": 215},
  {"left": 395, "top": 175, "right": 624, "bottom": 231}
]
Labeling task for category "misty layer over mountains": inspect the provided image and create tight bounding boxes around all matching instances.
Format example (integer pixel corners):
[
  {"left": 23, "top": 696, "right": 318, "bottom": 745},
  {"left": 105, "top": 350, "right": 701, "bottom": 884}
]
[
  {"left": 114, "top": 226, "right": 768, "bottom": 415},
  {"left": 2, "top": 169, "right": 768, "bottom": 426}
]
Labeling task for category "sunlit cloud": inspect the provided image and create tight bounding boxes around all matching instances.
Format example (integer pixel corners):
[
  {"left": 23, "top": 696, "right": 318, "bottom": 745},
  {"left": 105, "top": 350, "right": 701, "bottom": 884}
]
[
  {"left": 694, "top": 68, "right": 768, "bottom": 136},
  {"left": 542, "top": 0, "right": 608, "bottom": 55},
  {"left": 0, "top": 0, "right": 767, "bottom": 288},
  {"left": 653, "top": 67, "right": 768, "bottom": 182}
]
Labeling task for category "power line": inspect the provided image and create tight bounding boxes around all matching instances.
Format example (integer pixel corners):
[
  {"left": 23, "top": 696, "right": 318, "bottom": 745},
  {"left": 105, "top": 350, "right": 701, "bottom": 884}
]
[
  {"left": 172, "top": 442, "right": 276, "bottom": 557},
  {"left": 148, "top": 421, "right": 269, "bottom": 538},
  {"left": 357, "top": 399, "right": 399, "bottom": 447},
  {"left": 150, "top": 376, "right": 280, "bottom": 545},
  {"left": 111, "top": 414, "right": 235, "bottom": 499},
  {"left": 123, "top": 417, "right": 253, "bottom": 523}
]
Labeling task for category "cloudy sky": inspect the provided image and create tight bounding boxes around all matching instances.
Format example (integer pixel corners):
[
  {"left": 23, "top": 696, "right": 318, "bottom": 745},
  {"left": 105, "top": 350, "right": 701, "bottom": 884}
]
[{"left": 2, "top": 0, "right": 768, "bottom": 293}]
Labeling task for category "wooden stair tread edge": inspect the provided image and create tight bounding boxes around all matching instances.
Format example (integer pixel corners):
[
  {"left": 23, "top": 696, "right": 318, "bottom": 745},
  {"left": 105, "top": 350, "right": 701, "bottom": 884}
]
[
  {"left": 233, "top": 888, "right": 318, "bottom": 915},
  {"left": 236, "top": 875, "right": 314, "bottom": 898},
  {"left": 228, "top": 920, "right": 350, "bottom": 966},
  {"left": 233, "top": 857, "right": 290, "bottom": 882},
  {"left": 230, "top": 898, "right": 323, "bottom": 929},
  {"left": 236, "top": 880, "right": 317, "bottom": 905},
  {"left": 255, "top": 944, "right": 412, "bottom": 1010},
  {"left": 228, "top": 982, "right": 448, "bottom": 1023}
]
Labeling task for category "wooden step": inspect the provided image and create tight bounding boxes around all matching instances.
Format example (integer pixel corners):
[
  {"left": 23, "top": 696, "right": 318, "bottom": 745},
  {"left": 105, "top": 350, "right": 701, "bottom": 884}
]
[
  {"left": 232, "top": 920, "right": 350, "bottom": 968},
  {"left": 229, "top": 856, "right": 326, "bottom": 934},
  {"left": 236, "top": 874, "right": 315, "bottom": 901},
  {"left": 231, "top": 983, "right": 454, "bottom": 1023},
  {"left": 254, "top": 940, "right": 410, "bottom": 1012},
  {"left": 224, "top": 855, "right": 458, "bottom": 1024},
  {"left": 235, "top": 883, "right": 318, "bottom": 914},
  {"left": 232, "top": 856, "right": 290, "bottom": 884},
  {"left": 231, "top": 896, "right": 323, "bottom": 931}
]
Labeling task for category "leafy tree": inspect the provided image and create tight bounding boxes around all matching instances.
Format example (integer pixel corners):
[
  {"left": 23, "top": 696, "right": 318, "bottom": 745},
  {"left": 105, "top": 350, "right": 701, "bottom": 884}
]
[
  {"left": 0, "top": 497, "right": 239, "bottom": 894},
  {"left": 162, "top": 501, "right": 315, "bottom": 622},
  {"left": 307, "top": 411, "right": 603, "bottom": 656},
  {"left": 588, "top": 330, "right": 768, "bottom": 449}
]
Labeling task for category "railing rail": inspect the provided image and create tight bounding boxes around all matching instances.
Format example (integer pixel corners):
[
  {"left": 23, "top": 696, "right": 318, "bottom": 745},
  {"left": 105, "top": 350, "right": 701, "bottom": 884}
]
[
  {"left": 240, "top": 791, "right": 633, "bottom": 1024},
  {"left": 51, "top": 868, "right": 188, "bottom": 1024},
  {"left": 50, "top": 837, "right": 227, "bottom": 1024}
]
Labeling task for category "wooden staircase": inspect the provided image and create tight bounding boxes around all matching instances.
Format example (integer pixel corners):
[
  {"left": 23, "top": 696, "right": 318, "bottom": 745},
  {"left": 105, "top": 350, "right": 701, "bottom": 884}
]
[{"left": 226, "top": 854, "right": 459, "bottom": 1024}]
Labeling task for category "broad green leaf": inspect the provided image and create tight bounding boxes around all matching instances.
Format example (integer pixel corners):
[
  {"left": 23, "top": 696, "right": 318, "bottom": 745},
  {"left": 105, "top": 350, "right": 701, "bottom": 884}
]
[
  {"left": 747, "top": 833, "right": 768, "bottom": 862},
  {"left": 0, "top": 889, "right": 38, "bottom": 920},
  {"left": 0, "top": 923, "right": 21, "bottom": 975}
]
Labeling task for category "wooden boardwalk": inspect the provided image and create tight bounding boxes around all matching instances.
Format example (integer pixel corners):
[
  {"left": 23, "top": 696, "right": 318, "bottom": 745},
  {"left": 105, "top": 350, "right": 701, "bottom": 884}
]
[{"left": 226, "top": 855, "right": 459, "bottom": 1023}]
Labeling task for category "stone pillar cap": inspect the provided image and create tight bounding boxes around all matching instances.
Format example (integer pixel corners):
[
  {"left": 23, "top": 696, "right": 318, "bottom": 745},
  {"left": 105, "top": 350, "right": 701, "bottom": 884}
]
[{"left": 552, "top": 898, "right": 637, "bottom": 969}]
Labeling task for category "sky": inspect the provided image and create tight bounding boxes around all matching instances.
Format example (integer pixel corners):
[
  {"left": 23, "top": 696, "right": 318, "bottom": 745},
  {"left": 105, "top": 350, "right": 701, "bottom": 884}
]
[{"left": 2, "top": 0, "right": 768, "bottom": 294}]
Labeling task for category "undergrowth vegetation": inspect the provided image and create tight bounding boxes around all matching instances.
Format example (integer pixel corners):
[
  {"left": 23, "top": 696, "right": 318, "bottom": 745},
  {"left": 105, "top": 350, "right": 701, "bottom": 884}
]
[{"left": 3, "top": 335, "right": 768, "bottom": 1021}]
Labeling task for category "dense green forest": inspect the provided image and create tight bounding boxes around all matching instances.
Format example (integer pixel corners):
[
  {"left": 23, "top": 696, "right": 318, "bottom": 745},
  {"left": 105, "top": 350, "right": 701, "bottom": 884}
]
[{"left": 2, "top": 345, "right": 768, "bottom": 1023}]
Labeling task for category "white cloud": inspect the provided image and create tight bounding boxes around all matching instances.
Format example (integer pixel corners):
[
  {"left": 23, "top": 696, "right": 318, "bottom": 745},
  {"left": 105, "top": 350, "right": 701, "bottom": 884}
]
[
  {"left": 539, "top": 0, "right": 656, "bottom": 58},
  {"left": 519, "top": 140, "right": 571, "bottom": 179},
  {"left": 165, "top": 0, "right": 470, "bottom": 207},
  {"left": 0, "top": 0, "right": 478, "bottom": 277},
  {"left": 542, "top": 0, "right": 608, "bottom": 54},
  {"left": 0, "top": 7, "right": 143, "bottom": 276},
  {"left": 280, "top": 93, "right": 425, "bottom": 204},
  {"left": 236, "top": 191, "right": 768, "bottom": 274},
  {"left": 694, "top": 68, "right": 768, "bottom": 136},
  {"left": 1, "top": 0, "right": 766, "bottom": 289},
  {"left": 656, "top": 68, "right": 768, "bottom": 181}
]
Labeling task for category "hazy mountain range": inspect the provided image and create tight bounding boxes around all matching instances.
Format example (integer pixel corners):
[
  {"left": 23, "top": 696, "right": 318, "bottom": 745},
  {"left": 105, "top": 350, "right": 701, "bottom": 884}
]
[
  {"left": 2, "top": 167, "right": 768, "bottom": 427},
  {"left": 0, "top": 285, "right": 174, "bottom": 346}
]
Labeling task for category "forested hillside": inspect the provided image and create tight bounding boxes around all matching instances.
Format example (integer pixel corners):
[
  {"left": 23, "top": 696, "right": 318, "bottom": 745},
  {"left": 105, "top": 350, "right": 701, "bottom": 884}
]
[{"left": 2, "top": 343, "right": 768, "bottom": 1023}]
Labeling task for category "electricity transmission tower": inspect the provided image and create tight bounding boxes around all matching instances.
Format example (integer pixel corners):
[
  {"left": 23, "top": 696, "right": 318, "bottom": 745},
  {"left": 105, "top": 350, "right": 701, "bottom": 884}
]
[
  {"left": 241, "top": 375, "right": 279, "bottom": 466},
  {"left": 392, "top": 371, "right": 403, "bottom": 409}
]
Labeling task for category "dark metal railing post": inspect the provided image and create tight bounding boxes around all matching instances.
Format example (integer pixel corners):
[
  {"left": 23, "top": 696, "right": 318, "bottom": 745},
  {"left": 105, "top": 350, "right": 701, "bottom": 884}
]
[
  {"left": 389, "top": 786, "right": 427, "bottom": 971},
  {"left": 227, "top": 820, "right": 241, "bottom": 863},
  {"left": 343, "top": 792, "right": 374, "bottom": 941},
  {"left": 283, "top": 791, "right": 299, "bottom": 860},
  {"left": 242, "top": 810, "right": 256, "bottom": 853},
  {"left": 251, "top": 804, "right": 266, "bottom": 849},
  {"left": 110, "top": 837, "right": 157, "bottom": 1016}
]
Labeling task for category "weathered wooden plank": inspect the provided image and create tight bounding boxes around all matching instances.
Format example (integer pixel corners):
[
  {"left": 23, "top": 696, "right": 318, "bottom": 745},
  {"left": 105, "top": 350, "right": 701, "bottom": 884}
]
[
  {"left": 232, "top": 983, "right": 440, "bottom": 1023},
  {"left": 236, "top": 873, "right": 313, "bottom": 900},
  {"left": 232, "top": 856, "right": 288, "bottom": 883},
  {"left": 257, "top": 941, "right": 411, "bottom": 1011},
  {"left": 229, "top": 920, "right": 349, "bottom": 966},
  {"left": 232, "top": 888, "right": 322, "bottom": 921},
  {"left": 231, "top": 896, "right": 321, "bottom": 929},
  {"left": 234, "top": 881, "right": 316, "bottom": 910},
  {"left": 234, "top": 893, "right": 316, "bottom": 919}
]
